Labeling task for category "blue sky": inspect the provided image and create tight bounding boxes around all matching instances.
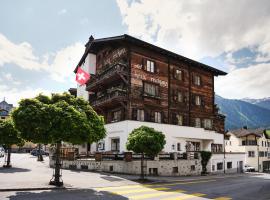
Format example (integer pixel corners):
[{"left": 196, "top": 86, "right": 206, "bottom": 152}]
[{"left": 1, "top": 0, "right": 270, "bottom": 105}]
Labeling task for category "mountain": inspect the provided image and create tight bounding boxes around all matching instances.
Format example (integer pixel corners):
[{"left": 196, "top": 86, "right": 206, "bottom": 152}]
[
  {"left": 215, "top": 95, "right": 270, "bottom": 130},
  {"left": 242, "top": 97, "right": 270, "bottom": 111}
]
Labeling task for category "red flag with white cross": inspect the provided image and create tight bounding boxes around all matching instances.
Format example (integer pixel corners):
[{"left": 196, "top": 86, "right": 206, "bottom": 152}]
[{"left": 75, "top": 67, "right": 90, "bottom": 85}]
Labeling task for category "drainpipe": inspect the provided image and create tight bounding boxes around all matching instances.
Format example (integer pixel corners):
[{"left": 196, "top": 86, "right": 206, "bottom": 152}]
[
  {"left": 223, "top": 132, "right": 226, "bottom": 174},
  {"left": 257, "top": 137, "right": 260, "bottom": 172}
]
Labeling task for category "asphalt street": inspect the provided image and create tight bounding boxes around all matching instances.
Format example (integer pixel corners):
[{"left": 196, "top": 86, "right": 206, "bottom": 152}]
[{"left": 1, "top": 154, "right": 270, "bottom": 200}]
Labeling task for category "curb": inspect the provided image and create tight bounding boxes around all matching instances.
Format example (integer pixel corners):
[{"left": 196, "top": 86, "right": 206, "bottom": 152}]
[{"left": 0, "top": 187, "right": 72, "bottom": 192}]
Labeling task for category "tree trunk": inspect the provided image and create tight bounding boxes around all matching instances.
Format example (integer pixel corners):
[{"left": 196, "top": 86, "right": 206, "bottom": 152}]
[
  {"left": 140, "top": 153, "right": 145, "bottom": 180},
  {"left": 37, "top": 143, "right": 44, "bottom": 161},
  {"left": 3, "top": 146, "right": 12, "bottom": 168},
  {"left": 49, "top": 142, "right": 63, "bottom": 186}
]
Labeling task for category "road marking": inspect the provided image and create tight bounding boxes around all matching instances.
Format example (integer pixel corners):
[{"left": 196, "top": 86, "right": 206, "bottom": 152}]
[
  {"left": 162, "top": 193, "right": 206, "bottom": 200},
  {"left": 97, "top": 179, "right": 216, "bottom": 191},
  {"left": 144, "top": 180, "right": 217, "bottom": 187},
  {"left": 110, "top": 187, "right": 171, "bottom": 195},
  {"left": 128, "top": 190, "right": 187, "bottom": 200},
  {"left": 214, "top": 197, "right": 232, "bottom": 200}
]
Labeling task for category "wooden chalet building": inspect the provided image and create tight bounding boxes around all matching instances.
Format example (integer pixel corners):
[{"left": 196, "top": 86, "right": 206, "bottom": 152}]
[{"left": 75, "top": 34, "right": 226, "bottom": 133}]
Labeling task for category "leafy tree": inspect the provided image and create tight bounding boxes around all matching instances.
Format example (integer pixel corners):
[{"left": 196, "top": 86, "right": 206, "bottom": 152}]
[
  {"left": 126, "top": 126, "right": 166, "bottom": 180},
  {"left": 0, "top": 119, "right": 24, "bottom": 168},
  {"left": 200, "top": 151, "right": 212, "bottom": 175},
  {"left": 12, "top": 93, "right": 106, "bottom": 186}
]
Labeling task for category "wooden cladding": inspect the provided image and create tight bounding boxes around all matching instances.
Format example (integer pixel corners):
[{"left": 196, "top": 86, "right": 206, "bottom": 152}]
[{"left": 88, "top": 43, "right": 224, "bottom": 133}]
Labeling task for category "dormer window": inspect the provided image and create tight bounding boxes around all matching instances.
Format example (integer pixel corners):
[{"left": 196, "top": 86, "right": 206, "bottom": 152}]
[{"left": 146, "top": 60, "right": 155, "bottom": 73}]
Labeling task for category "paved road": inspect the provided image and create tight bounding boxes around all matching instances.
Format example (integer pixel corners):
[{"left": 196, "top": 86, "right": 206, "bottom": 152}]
[{"left": 1, "top": 154, "right": 270, "bottom": 199}]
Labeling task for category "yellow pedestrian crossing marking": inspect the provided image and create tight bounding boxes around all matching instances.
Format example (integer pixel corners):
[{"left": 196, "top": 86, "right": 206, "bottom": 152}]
[
  {"left": 128, "top": 190, "right": 187, "bottom": 200},
  {"left": 214, "top": 197, "right": 232, "bottom": 200},
  {"left": 98, "top": 179, "right": 216, "bottom": 191},
  {"left": 163, "top": 193, "right": 206, "bottom": 200},
  {"left": 111, "top": 187, "right": 171, "bottom": 195}
]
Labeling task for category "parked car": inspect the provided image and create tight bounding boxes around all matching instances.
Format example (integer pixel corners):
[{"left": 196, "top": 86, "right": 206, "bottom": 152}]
[
  {"left": 0, "top": 147, "right": 5, "bottom": 157},
  {"left": 243, "top": 165, "right": 255, "bottom": 172},
  {"left": 30, "top": 149, "right": 49, "bottom": 156}
]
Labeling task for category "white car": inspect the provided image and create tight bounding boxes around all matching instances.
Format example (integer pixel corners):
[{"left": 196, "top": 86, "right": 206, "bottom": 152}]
[
  {"left": 243, "top": 165, "right": 255, "bottom": 172},
  {"left": 0, "top": 147, "right": 5, "bottom": 158}
]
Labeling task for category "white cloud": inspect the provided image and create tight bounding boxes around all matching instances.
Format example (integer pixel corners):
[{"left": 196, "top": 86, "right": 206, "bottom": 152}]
[
  {"left": 116, "top": 0, "right": 270, "bottom": 60},
  {"left": 0, "top": 84, "right": 52, "bottom": 106},
  {"left": 215, "top": 63, "right": 270, "bottom": 99},
  {"left": 58, "top": 9, "right": 67, "bottom": 15},
  {"left": 0, "top": 33, "right": 85, "bottom": 83}
]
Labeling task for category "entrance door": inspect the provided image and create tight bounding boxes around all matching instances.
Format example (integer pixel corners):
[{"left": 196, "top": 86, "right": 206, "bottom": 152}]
[{"left": 238, "top": 161, "right": 243, "bottom": 173}]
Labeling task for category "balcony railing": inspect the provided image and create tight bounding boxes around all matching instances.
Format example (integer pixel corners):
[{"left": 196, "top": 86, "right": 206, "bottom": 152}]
[
  {"left": 86, "top": 63, "right": 128, "bottom": 91},
  {"left": 91, "top": 89, "right": 127, "bottom": 107}
]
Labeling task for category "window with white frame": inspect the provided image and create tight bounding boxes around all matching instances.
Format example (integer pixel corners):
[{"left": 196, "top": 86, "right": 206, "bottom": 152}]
[
  {"left": 204, "top": 119, "right": 213, "bottom": 129},
  {"left": 195, "top": 95, "right": 201, "bottom": 105},
  {"left": 146, "top": 60, "right": 155, "bottom": 73},
  {"left": 154, "top": 111, "right": 162, "bottom": 123},
  {"left": 194, "top": 75, "right": 201, "bottom": 86},
  {"left": 195, "top": 118, "right": 201, "bottom": 128},
  {"left": 111, "top": 138, "right": 120, "bottom": 151},
  {"left": 177, "top": 91, "right": 183, "bottom": 103},
  {"left": 174, "top": 69, "right": 183, "bottom": 80},
  {"left": 248, "top": 151, "right": 255, "bottom": 157},
  {"left": 112, "top": 110, "right": 121, "bottom": 122},
  {"left": 137, "top": 109, "right": 144, "bottom": 121},
  {"left": 176, "top": 114, "right": 183, "bottom": 126},
  {"left": 144, "top": 82, "right": 159, "bottom": 97}
]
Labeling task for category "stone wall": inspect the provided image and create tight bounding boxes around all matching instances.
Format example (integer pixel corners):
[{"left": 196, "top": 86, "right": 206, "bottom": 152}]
[{"left": 50, "top": 158, "right": 202, "bottom": 176}]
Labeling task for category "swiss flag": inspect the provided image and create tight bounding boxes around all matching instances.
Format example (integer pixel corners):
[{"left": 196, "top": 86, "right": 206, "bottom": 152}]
[{"left": 76, "top": 67, "right": 90, "bottom": 85}]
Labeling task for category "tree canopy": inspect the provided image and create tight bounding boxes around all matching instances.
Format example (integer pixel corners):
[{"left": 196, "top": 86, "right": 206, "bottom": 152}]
[
  {"left": 126, "top": 126, "right": 166, "bottom": 157},
  {"left": 12, "top": 93, "right": 106, "bottom": 145},
  {"left": 0, "top": 119, "right": 24, "bottom": 147}
]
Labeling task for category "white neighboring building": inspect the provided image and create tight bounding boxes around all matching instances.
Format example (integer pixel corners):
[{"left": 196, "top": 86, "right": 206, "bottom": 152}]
[{"left": 226, "top": 128, "right": 270, "bottom": 172}]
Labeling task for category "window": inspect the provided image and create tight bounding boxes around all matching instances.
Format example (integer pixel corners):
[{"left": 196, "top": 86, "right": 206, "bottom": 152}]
[
  {"left": 259, "top": 151, "right": 265, "bottom": 157},
  {"left": 186, "top": 141, "right": 200, "bottom": 151},
  {"left": 137, "top": 109, "right": 144, "bottom": 121},
  {"left": 227, "top": 162, "right": 232, "bottom": 169},
  {"left": 174, "top": 69, "right": 183, "bottom": 80},
  {"left": 248, "top": 151, "right": 255, "bottom": 157},
  {"left": 191, "top": 165, "right": 195, "bottom": 171},
  {"left": 146, "top": 60, "right": 155, "bottom": 73},
  {"left": 195, "top": 118, "right": 201, "bottom": 128},
  {"left": 195, "top": 95, "right": 201, "bottom": 105},
  {"left": 212, "top": 165, "right": 215, "bottom": 171},
  {"left": 111, "top": 138, "right": 120, "bottom": 151},
  {"left": 211, "top": 144, "right": 223, "bottom": 153},
  {"left": 176, "top": 114, "right": 183, "bottom": 126},
  {"left": 144, "top": 82, "right": 159, "bottom": 97},
  {"left": 172, "top": 167, "right": 178, "bottom": 173},
  {"left": 265, "top": 151, "right": 268, "bottom": 157},
  {"left": 204, "top": 119, "right": 213, "bottom": 129},
  {"left": 177, "top": 91, "right": 183, "bottom": 103},
  {"left": 262, "top": 141, "right": 264, "bottom": 147},
  {"left": 177, "top": 143, "right": 181, "bottom": 151},
  {"left": 194, "top": 75, "right": 201, "bottom": 86},
  {"left": 112, "top": 110, "right": 121, "bottom": 122},
  {"left": 217, "top": 162, "right": 223, "bottom": 170},
  {"left": 154, "top": 112, "right": 162, "bottom": 123}
]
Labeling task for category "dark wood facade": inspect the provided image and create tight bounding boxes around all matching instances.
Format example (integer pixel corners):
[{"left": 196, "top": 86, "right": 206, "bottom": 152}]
[{"left": 78, "top": 35, "right": 226, "bottom": 133}]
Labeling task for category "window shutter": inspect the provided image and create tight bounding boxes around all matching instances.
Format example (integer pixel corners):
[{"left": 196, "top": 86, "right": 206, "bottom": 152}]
[
  {"left": 192, "top": 94, "right": 195, "bottom": 105},
  {"left": 142, "top": 58, "right": 146, "bottom": 70},
  {"left": 201, "top": 97, "right": 205, "bottom": 107},
  {"left": 132, "top": 108, "right": 137, "bottom": 120}
]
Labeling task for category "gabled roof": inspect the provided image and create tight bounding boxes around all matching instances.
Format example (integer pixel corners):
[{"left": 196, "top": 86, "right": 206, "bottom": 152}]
[
  {"left": 229, "top": 128, "right": 265, "bottom": 138},
  {"left": 74, "top": 34, "right": 227, "bottom": 76}
]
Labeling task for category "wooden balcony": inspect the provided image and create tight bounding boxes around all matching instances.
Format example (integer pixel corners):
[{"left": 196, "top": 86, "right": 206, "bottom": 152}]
[
  {"left": 90, "top": 89, "right": 127, "bottom": 108},
  {"left": 86, "top": 63, "right": 128, "bottom": 91}
]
